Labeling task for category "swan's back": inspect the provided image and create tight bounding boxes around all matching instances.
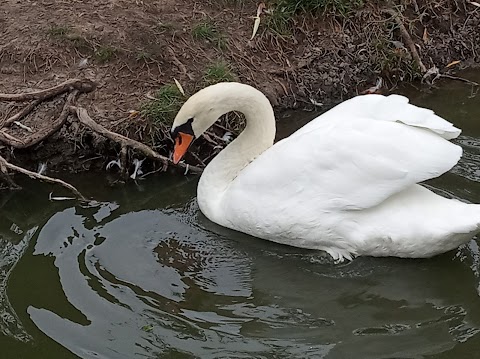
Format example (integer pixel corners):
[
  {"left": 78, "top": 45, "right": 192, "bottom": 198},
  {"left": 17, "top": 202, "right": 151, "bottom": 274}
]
[{"left": 216, "top": 94, "right": 477, "bottom": 260}]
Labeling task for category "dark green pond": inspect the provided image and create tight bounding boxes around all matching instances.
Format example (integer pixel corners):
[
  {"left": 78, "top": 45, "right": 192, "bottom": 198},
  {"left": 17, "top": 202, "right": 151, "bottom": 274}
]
[{"left": 1, "top": 72, "right": 480, "bottom": 358}]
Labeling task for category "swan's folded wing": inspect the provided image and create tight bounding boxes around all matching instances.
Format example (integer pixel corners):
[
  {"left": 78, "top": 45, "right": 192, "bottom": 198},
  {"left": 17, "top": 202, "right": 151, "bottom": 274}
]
[
  {"left": 293, "top": 94, "right": 461, "bottom": 140},
  {"left": 223, "top": 116, "right": 462, "bottom": 216}
]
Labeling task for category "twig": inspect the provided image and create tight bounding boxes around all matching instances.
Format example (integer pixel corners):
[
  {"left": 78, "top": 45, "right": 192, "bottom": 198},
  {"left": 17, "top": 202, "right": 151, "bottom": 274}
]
[
  {"left": 0, "top": 155, "right": 86, "bottom": 200},
  {"left": 440, "top": 74, "right": 479, "bottom": 86},
  {"left": 0, "top": 78, "right": 96, "bottom": 102},
  {"left": 382, "top": 8, "right": 427, "bottom": 73},
  {"left": 70, "top": 106, "right": 203, "bottom": 174},
  {"left": 167, "top": 47, "right": 193, "bottom": 80}
]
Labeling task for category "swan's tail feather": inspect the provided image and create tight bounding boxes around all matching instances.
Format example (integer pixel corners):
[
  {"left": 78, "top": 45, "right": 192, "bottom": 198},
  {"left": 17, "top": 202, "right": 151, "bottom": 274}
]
[{"left": 373, "top": 94, "right": 461, "bottom": 140}]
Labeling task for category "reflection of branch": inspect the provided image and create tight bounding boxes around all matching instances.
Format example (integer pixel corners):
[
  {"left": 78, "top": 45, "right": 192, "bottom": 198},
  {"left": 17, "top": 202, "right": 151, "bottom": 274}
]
[
  {"left": 0, "top": 155, "right": 86, "bottom": 200},
  {"left": 70, "top": 106, "right": 203, "bottom": 174}
]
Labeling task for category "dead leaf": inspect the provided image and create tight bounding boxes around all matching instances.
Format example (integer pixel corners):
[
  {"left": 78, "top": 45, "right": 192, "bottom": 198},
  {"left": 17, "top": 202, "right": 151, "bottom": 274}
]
[
  {"left": 250, "top": 3, "right": 266, "bottom": 40},
  {"left": 446, "top": 60, "right": 461, "bottom": 68},
  {"left": 174, "top": 78, "right": 186, "bottom": 96},
  {"left": 251, "top": 17, "right": 261, "bottom": 40},
  {"left": 128, "top": 110, "right": 139, "bottom": 118}
]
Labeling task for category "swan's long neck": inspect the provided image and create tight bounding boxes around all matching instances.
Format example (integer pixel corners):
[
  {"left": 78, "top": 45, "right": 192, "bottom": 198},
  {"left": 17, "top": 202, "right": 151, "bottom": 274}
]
[{"left": 197, "top": 87, "right": 276, "bottom": 224}]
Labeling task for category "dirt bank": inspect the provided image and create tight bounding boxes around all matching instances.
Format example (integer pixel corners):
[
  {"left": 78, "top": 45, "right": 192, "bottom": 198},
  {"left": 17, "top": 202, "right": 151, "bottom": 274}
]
[{"left": 0, "top": 0, "right": 479, "bottom": 189}]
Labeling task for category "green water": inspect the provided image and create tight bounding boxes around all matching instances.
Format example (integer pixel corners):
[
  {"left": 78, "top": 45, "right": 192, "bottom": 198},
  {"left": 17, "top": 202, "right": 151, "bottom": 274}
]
[{"left": 1, "top": 72, "right": 480, "bottom": 358}]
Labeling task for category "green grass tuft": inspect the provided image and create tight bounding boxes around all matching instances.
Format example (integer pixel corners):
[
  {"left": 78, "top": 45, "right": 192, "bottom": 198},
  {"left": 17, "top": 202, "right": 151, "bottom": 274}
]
[
  {"left": 136, "top": 51, "right": 153, "bottom": 62},
  {"left": 47, "top": 25, "right": 71, "bottom": 38},
  {"left": 47, "top": 25, "right": 91, "bottom": 52},
  {"left": 141, "top": 85, "right": 185, "bottom": 125},
  {"left": 192, "top": 22, "right": 226, "bottom": 49},
  {"left": 94, "top": 46, "right": 116, "bottom": 63},
  {"left": 204, "top": 61, "right": 236, "bottom": 85},
  {"left": 267, "top": 0, "right": 364, "bottom": 34}
]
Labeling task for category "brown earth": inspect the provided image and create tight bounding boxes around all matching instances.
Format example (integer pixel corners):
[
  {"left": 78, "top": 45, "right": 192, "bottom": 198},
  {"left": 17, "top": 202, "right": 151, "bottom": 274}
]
[{"left": 0, "top": 0, "right": 479, "bottom": 181}]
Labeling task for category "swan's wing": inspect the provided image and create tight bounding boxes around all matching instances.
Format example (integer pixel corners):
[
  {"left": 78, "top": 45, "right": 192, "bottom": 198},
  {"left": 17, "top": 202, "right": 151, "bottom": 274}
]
[
  {"left": 293, "top": 94, "right": 461, "bottom": 140},
  {"left": 223, "top": 104, "right": 462, "bottom": 216}
]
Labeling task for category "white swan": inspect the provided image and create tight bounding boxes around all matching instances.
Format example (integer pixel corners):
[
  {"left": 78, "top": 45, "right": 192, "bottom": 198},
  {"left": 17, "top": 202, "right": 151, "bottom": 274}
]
[{"left": 170, "top": 82, "right": 480, "bottom": 261}]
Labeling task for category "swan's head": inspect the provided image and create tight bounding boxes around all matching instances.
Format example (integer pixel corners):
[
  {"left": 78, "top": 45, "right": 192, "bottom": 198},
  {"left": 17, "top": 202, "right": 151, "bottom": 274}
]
[{"left": 170, "top": 82, "right": 245, "bottom": 164}]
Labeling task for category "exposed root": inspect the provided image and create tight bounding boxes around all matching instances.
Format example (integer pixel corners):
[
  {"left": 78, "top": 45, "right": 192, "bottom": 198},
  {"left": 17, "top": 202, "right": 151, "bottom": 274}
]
[
  {"left": 382, "top": 8, "right": 427, "bottom": 74},
  {"left": 0, "top": 78, "right": 203, "bottom": 197},
  {"left": 70, "top": 106, "right": 203, "bottom": 174},
  {"left": 1, "top": 99, "right": 41, "bottom": 127},
  {"left": 0, "top": 91, "right": 78, "bottom": 149},
  {"left": 439, "top": 74, "right": 479, "bottom": 87},
  {"left": 422, "top": 65, "right": 480, "bottom": 86},
  {"left": 0, "top": 78, "right": 96, "bottom": 102},
  {"left": 0, "top": 155, "right": 86, "bottom": 200},
  {"left": 0, "top": 131, "right": 24, "bottom": 147}
]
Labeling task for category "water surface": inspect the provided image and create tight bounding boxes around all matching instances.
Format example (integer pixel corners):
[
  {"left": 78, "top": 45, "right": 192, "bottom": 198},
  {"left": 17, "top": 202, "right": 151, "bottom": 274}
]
[{"left": 1, "top": 71, "right": 480, "bottom": 358}]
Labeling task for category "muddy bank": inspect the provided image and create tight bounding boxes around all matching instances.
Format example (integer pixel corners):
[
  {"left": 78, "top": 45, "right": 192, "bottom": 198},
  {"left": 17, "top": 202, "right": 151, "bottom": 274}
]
[{"left": 0, "top": 0, "right": 479, "bottom": 187}]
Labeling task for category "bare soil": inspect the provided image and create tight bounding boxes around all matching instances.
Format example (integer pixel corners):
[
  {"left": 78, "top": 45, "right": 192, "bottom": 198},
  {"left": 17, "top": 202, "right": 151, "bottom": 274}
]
[{"left": 0, "top": 0, "right": 479, "bottom": 178}]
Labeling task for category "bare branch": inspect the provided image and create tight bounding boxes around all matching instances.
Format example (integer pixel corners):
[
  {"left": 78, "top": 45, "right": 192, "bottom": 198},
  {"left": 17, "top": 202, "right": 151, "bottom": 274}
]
[{"left": 0, "top": 155, "right": 86, "bottom": 200}]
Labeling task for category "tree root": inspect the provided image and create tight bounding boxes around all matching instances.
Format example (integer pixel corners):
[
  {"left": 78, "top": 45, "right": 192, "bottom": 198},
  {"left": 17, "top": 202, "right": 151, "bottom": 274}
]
[
  {"left": 0, "top": 91, "right": 78, "bottom": 149},
  {"left": 382, "top": 8, "right": 427, "bottom": 74},
  {"left": 0, "top": 155, "right": 86, "bottom": 200},
  {"left": 0, "top": 77, "right": 202, "bottom": 198},
  {"left": 70, "top": 106, "right": 203, "bottom": 174},
  {"left": 381, "top": 7, "right": 478, "bottom": 88},
  {"left": 439, "top": 74, "right": 479, "bottom": 87},
  {"left": 0, "top": 78, "right": 96, "bottom": 102},
  {"left": 1, "top": 99, "right": 41, "bottom": 127}
]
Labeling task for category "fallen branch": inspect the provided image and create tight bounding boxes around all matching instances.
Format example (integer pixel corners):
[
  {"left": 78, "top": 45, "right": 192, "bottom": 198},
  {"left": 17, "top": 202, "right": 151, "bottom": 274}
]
[
  {"left": 0, "top": 155, "right": 86, "bottom": 200},
  {"left": 382, "top": 8, "right": 427, "bottom": 73},
  {"left": 70, "top": 106, "right": 203, "bottom": 174},
  {"left": 0, "top": 78, "right": 96, "bottom": 102}
]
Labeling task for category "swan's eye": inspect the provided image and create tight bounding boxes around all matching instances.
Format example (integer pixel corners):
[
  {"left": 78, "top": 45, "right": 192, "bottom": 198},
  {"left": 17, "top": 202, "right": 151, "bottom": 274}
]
[{"left": 172, "top": 118, "right": 195, "bottom": 138}]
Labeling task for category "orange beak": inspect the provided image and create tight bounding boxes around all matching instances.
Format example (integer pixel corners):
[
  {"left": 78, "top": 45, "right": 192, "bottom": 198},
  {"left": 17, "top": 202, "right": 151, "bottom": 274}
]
[{"left": 173, "top": 132, "right": 194, "bottom": 164}]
